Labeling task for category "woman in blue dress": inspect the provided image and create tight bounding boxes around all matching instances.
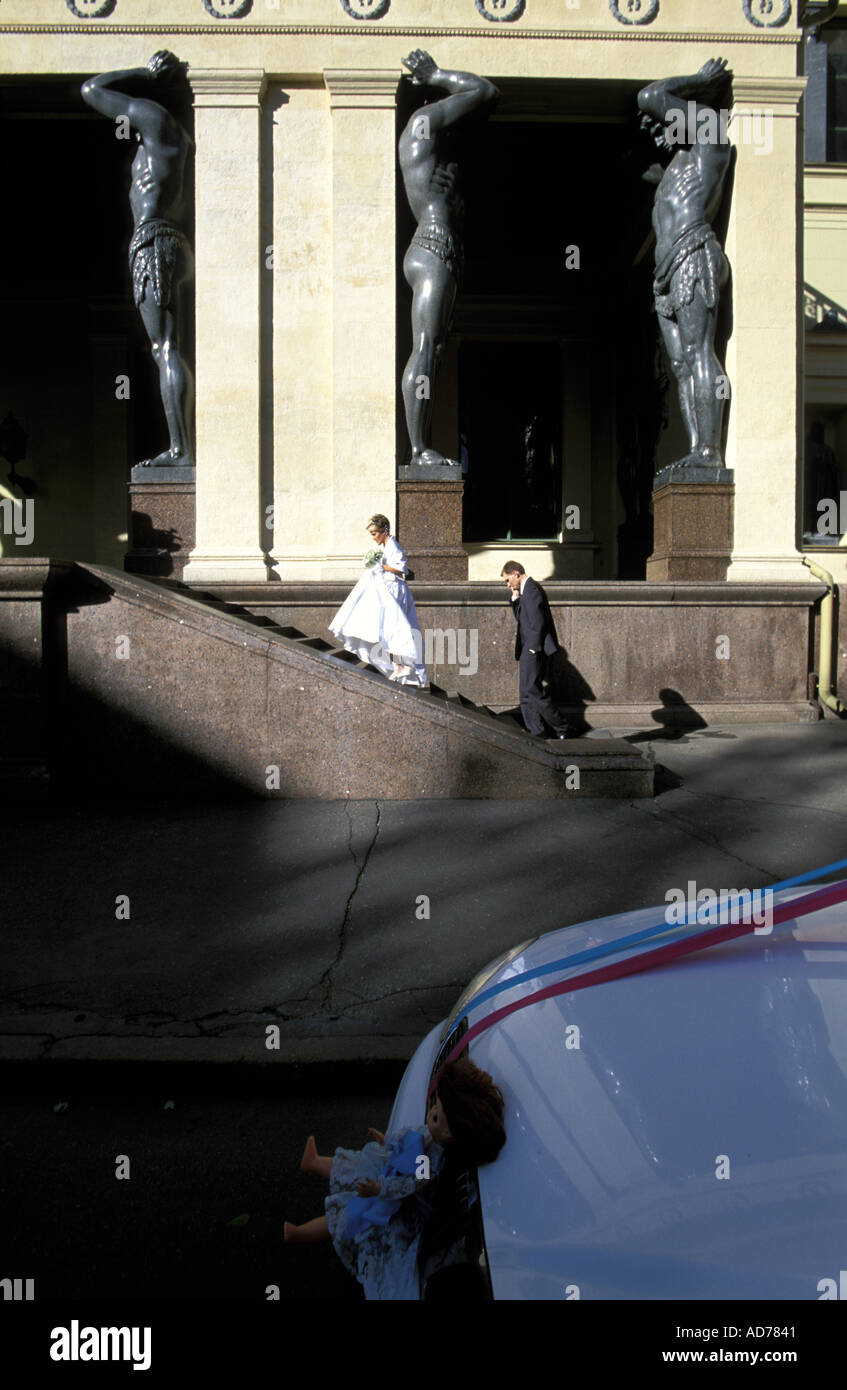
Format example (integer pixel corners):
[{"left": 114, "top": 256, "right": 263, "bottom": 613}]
[
  {"left": 329, "top": 513, "right": 428, "bottom": 687},
  {"left": 284, "top": 1058, "right": 506, "bottom": 1301}
]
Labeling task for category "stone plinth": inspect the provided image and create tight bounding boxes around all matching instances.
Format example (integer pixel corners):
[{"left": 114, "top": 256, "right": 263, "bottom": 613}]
[
  {"left": 647, "top": 480, "right": 735, "bottom": 582},
  {"left": 126, "top": 475, "right": 196, "bottom": 581},
  {"left": 396, "top": 471, "right": 467, "bottom": 581}
]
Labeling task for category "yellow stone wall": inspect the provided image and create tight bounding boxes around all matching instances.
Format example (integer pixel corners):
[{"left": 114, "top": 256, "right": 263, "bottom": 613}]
[
  {"left": 805, "top": 162, "right": 847, "bottom": 589},
  {"left": 268, "top": 81, "right": 334, "bottom": 577},
  {"left": 0, "top": 0, "right": 808, "bottom": 43},
  {"left": 802, "top": 1, "right": 847, "bottom": 592}
]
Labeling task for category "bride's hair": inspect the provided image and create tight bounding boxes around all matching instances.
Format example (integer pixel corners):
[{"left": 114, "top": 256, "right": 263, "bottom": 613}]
[{"left": 367, "top": 514, "right": 391, "bottom": 535}]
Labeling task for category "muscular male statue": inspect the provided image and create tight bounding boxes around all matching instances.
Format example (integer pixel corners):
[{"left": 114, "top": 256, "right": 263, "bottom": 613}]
[
  {"left": 82, "top": 51, "right": 194, "bottom": 471},
  {"left": 399, "top": 51, "right": 498, "bottom": 469},
  {"left": 638, "top": 59, "right": 733, "bottom": 477}
]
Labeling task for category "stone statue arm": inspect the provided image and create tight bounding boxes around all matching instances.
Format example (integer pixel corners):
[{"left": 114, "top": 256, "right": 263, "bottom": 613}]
[
  {"left": 402, "top": 50, "right": 498, "bottom": 133},
  {"left": 80, "top": 67, "right": 153, "bottom": 122},
  {"left": 81, "top": 53, "right": 186, "bottom": 138},
  {"left": 637, "top": 58, "right": 730, "bottom": 126}
]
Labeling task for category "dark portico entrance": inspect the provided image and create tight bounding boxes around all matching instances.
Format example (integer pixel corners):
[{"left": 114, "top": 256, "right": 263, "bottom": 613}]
[{"left": 396, "top": 80, "right": 680, "bottom": 579}]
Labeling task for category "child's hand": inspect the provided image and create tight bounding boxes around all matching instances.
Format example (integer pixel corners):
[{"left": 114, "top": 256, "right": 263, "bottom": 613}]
[
  {"left": 367, "top": 1128, "right": 386, "bottom": 1145},
  {"left": 356, "top": 1178, "right": 381, "bottom": 1198}
]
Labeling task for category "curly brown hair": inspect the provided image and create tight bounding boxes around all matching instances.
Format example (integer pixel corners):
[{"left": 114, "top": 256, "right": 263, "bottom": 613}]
[{"left": 436, "top": 1057, "right": 506, "bottom": 1167}]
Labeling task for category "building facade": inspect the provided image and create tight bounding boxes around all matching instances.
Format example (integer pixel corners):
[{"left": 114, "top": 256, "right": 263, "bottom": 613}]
[{"left": 1, "top": 0, "right": 845, "bottom": 731}]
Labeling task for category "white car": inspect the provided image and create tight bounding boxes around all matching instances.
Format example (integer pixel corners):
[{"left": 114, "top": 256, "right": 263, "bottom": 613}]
[{"left": 388, "top": 874, "right": 847, "bottom": 1300}]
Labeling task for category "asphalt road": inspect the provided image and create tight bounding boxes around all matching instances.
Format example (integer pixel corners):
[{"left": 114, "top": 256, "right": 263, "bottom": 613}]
[
  {"left": 4, "top": 722, "right": 847, "bottom": 1063},
  {"left": 1, "top": 1062, "right": 405, "bottom": 1303}
]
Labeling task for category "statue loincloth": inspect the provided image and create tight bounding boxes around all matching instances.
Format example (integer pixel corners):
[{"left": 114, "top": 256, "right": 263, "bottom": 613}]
[
  {"left": 653, "top": 223, "right": 727, "bottom": 320},
  {"left": 129, "top": 218, "right": 190, "bottom": 309},
  {"left": 409, "top": 220, "right": 463, "bottom": 282}
]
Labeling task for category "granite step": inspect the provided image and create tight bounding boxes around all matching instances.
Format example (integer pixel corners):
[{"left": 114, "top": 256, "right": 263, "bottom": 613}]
[
  {"left": 291, "top": 636, "right": 335, "bottom": 651},
  {"left": 144, "top": 580, "right": 556, "bottom": 734}
]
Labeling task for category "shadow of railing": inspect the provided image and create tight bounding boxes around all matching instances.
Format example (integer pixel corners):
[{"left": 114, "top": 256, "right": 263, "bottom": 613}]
[{"left": 805, "top": 283, "right": 847, "bottom": 331}]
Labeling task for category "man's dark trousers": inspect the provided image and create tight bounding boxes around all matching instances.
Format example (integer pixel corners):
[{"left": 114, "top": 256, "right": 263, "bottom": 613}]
[{"left": 512, "top": 577, "right": 568, "bottom": 737}]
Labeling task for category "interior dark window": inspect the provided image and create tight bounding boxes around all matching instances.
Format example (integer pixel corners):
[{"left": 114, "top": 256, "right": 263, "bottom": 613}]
[{"left": 805, "top": 23, "right": 847, "bottom": 163}]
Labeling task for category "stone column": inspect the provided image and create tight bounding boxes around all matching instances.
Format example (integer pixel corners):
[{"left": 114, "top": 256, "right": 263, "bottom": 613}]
[
  {"left": 725, "top": 77, "right": 808, "bottom": 583},
  {"left": 323, "top": 70, "right": 399, "bottom": 578},
  {"left": 183, "top": 70, "right": 269, "bottom": 585}
]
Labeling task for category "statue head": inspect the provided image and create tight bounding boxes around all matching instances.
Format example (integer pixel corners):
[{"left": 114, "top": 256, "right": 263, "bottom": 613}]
[
  {"left": 147, "top": 51, "right": 189, "bottom": 86},
  {"left": 144, "top": 51, "right": 193, "bottom": 130}
]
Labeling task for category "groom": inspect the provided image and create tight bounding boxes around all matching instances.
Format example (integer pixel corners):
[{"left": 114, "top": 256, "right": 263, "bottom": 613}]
[{"left": 501, "top": 562, "right": 570, "bottom": 739}]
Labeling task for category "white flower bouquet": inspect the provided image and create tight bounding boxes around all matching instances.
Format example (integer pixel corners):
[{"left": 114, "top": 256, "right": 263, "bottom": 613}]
[{"left": 363, "top": 547, "right": 384, "bottom": 569}]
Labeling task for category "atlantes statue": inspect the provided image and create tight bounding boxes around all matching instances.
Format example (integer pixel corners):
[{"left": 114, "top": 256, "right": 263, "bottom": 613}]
[
  {"left": 82, "top": 51, "right": 194, "bottom": 472},
  {"left": 398, "top": 51, "right": 498, "bottom": 469},
  {"left": 638, "top": 58, "right": 733, "bottom": 479}
]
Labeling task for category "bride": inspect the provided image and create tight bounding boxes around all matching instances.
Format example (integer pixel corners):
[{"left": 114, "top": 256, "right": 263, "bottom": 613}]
[{"left": 329, "top": 514, "right": 428, "bottom": 687}]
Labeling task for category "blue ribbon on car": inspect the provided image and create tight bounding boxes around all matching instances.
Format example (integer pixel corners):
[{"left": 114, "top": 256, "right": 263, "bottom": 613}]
[{"left": 451, "top": 856, "right": 847, "bottom": 1028}]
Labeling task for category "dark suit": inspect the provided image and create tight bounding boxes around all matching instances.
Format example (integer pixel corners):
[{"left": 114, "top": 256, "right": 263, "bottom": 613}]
[{"left": 511, "top": 577, "right": 568, "bottom": 736}]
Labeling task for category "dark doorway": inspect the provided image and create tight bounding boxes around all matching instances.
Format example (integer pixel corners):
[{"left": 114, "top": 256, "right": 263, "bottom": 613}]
[
  {"left": 0, "top": 78, "right": 194, "bottom": 562},
  {"left": 460, "top": 340, "right": 562, "bottom": 541}
]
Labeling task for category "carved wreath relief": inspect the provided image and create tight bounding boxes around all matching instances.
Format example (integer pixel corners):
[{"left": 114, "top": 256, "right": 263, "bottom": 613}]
[
  {"left": 202, "top": 0, "right": 254, "bottom": 17},
  {"left": 340, "top": 0, "right": 392, "bottom": 18},
  {"left": 742, "top": 0, "right": 792, "bottom": 26},
  {"left": 65, "top": 0, "right": 118, "bottom": 17},
  {"left": 610, "top": 0, "right": 660, "bottom": 24},
  {"left": 476, "top": 0, "right": 526, "bottom": 22}
]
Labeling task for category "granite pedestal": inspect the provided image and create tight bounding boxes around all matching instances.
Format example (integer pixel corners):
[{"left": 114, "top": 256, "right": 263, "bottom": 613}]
[
  {"left": 126, "top": 466, "right": 196, "bottom": 580},
  {"left": 396, "top": 462, "right": 467, "bottom": 581},
  {"left": 647, "top": 473, "right": 735, "bottom": 582}
]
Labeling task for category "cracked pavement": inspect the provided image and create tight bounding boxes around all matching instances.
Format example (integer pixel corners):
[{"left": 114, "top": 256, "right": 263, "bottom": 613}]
[{"left": 2, "top": 720, "right": 846, "bottom": 1063}]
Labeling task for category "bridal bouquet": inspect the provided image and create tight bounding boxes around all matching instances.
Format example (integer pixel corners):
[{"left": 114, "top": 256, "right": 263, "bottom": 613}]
[{"left": 363, "top": 547, "right": 384, "bottom": 568}]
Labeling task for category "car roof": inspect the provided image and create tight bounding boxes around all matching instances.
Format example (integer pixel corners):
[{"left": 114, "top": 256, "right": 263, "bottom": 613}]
[{"left": 467, "top": 888, "right": 847, "bottom": 1299}]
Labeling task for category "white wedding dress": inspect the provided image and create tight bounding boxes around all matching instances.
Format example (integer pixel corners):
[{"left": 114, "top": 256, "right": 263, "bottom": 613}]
[{"left": 329, "top": 535, "right": 428, "bottom": 687}]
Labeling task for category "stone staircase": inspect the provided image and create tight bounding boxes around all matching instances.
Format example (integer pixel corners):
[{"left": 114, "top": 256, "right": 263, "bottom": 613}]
[
  {"left": 172, "top": 574, "right": 652, "bottom": 797},
  {"left": 8, "top": 562, "right": 654, "bottom": 798}
]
